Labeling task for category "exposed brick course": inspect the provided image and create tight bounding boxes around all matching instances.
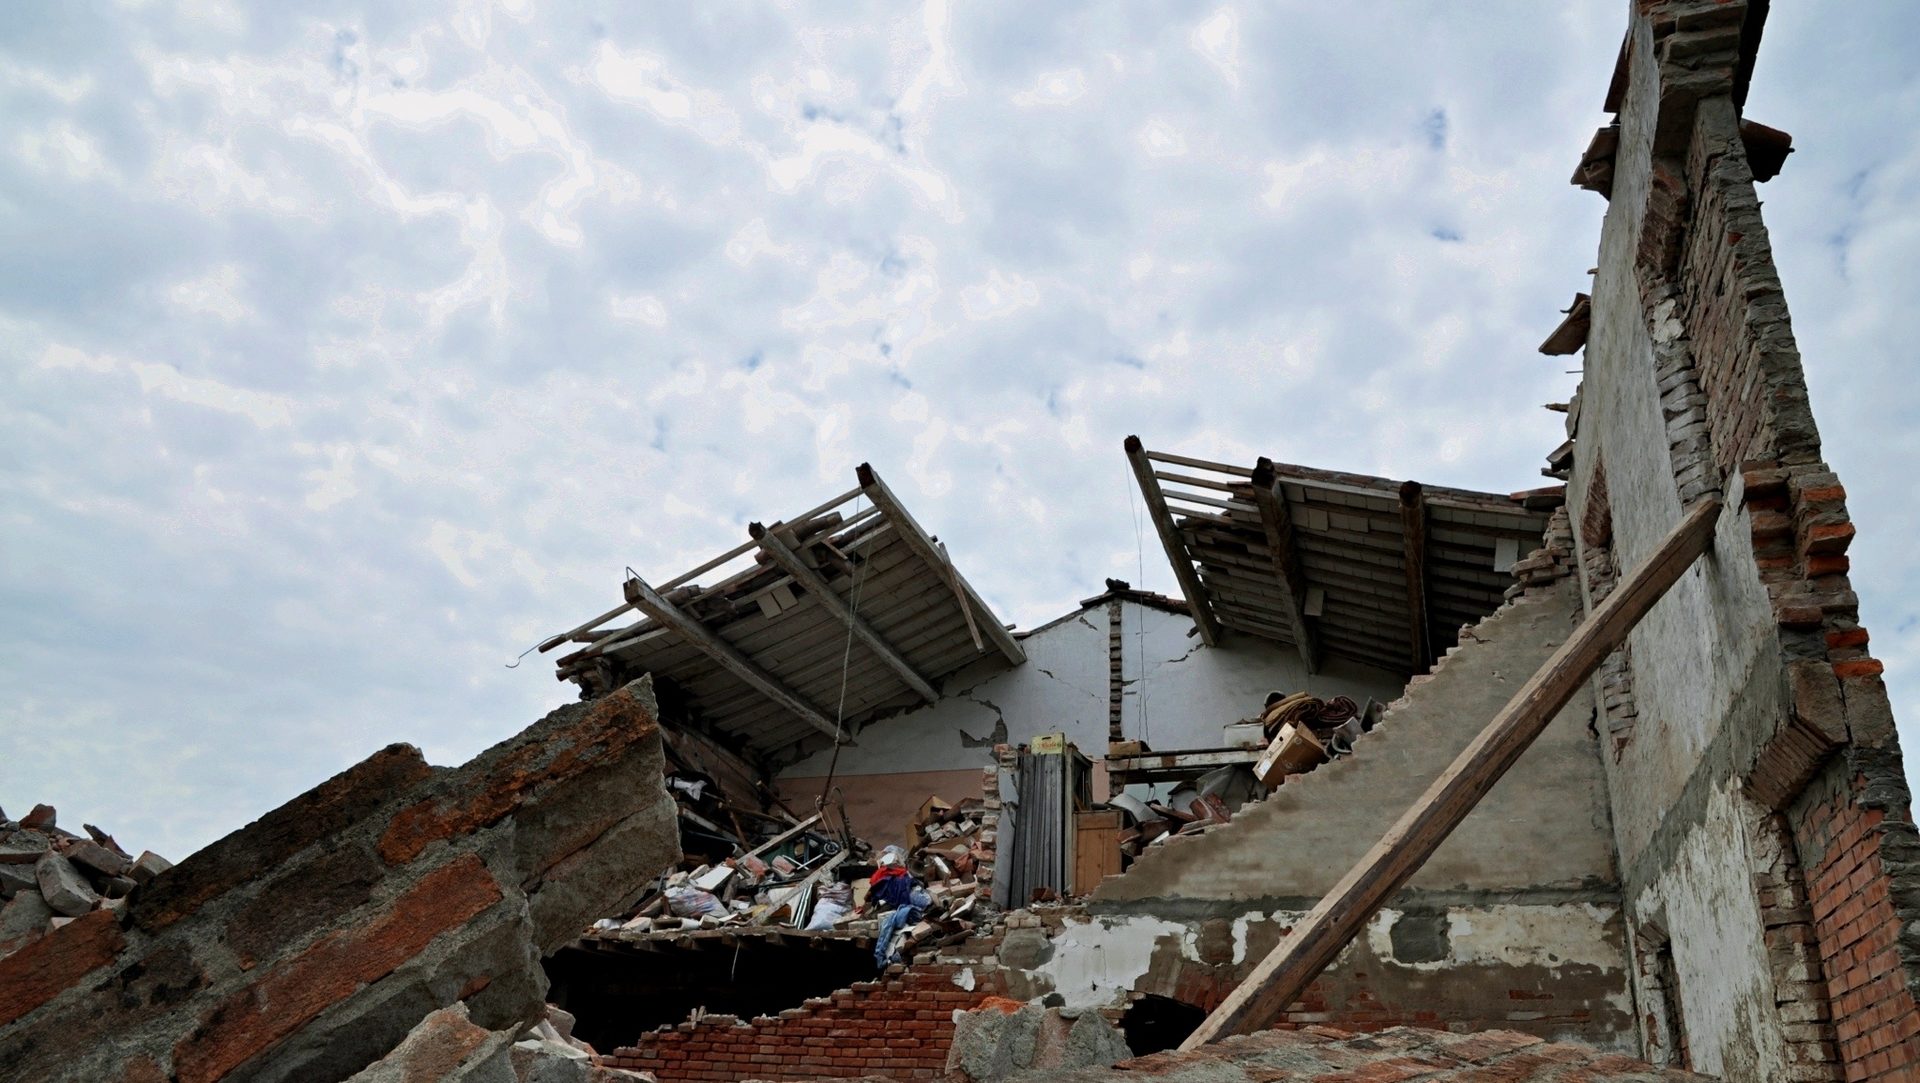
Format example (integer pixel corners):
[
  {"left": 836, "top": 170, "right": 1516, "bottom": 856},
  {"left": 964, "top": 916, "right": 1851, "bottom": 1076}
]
[{"left": 600, "top": 963, "right": 1005, "bottom": 1082}]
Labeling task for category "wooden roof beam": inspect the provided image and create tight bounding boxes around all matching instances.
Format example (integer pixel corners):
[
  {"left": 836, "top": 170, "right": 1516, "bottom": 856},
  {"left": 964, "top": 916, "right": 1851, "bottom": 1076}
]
[
  {"left": 623, "top": 574, "right": 846, "bottom": 743},
  {"left": 1182, "top": 496, "right": 1723, "bottom": 1049},
  {"left": 1399, "top": 481, "right": 1434, "bottom": 673},
  {"left": 1125, "top": 436, "right": 1222, "bottom": 647},
  {"left": 749, "top": 521, "right": 940, "bottom": 704},
  {"left": 854, "top": 462, "right": 1026, "bottom": 666},
  {"left": 1250, "top": 457, "right": 1320, "bottom": 673}
]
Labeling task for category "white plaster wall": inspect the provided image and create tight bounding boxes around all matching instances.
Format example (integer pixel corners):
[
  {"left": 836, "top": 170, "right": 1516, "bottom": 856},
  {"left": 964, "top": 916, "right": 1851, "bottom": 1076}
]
[
  {"left": 1027, "top": 903, "right": 1631, "bottom": 1051},
  {"left": 1121, "top": 604, "right": 1404, "bottom": 750},
  {"left": 781, "top": 599, "right": 1406, "bottom": 782},
  {"left": 1629, "top": 783, "right": 1791, "bottom": 1082},
  {"left": 1562, "top": 16, "right": 1799, "bottom": 1078}
]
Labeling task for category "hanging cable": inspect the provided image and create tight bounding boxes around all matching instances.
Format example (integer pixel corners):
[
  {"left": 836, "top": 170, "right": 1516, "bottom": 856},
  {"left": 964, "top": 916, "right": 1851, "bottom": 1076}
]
[{"left": 815, "top": 497, "right": 871, "bottom": 811}]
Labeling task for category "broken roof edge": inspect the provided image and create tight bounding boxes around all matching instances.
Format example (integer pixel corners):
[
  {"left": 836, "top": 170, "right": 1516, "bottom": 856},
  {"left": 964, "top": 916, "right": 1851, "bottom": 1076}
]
[{"left": 541, "top": 461, "right": 1026, "bottom": 765}]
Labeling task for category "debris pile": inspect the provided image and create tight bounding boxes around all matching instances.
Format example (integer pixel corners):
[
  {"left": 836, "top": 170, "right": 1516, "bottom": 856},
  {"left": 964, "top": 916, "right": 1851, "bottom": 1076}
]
[
  {"left": 594, "top": 809, "right": 861, "bottom": 934},
  {"left": 587, "top": 794, "right": 988, "bottom": 958},
  {"left": 1100, "top": 692, "right": 1382, "bottom": 872},
  {"left": 0, "top": 803, "right": 170, "bottom": 963}
]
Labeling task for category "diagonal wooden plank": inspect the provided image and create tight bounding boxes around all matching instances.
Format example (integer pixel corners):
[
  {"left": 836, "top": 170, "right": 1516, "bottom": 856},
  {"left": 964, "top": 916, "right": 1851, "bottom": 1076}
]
[
  {"left": 1250, "top": 457, "right": 1320, "bottom": 672},
  {"left": 1125, "top": 435, "right": 1222, "bottom": 647},
  {"left": 1182, "top": 496, "right": 1722, "bottom": 1048},
  {"left": 855, "top": 462, "right": 1025, "bottom": 665},
  {"left": 623, "top": 574, "right": 845, "bottom": 743},
  {"left": 750, "top": 521, "right": 940, "bottom": 704}
]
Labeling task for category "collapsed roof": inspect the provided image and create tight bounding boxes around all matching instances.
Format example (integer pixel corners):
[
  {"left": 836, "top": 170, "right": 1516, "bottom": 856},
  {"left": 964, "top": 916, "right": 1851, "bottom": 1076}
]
[
  {"left": 1125, "top": 437, "right": 1559, "bottom": 676},
  {"left": 542, "top": 463, "right": 1024, "bottom": 768}
]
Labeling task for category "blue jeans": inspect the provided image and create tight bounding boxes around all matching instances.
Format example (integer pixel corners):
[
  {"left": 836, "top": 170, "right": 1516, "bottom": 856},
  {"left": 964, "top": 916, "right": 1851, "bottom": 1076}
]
[{"left": 875, "top": 905, "right": 923, "bottom": 969}]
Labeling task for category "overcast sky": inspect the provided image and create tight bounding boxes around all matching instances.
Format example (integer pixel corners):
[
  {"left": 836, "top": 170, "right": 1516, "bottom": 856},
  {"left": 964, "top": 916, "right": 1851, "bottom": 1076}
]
[{"left": 3, "top": 2, "right": 1916, "bottom": 862}]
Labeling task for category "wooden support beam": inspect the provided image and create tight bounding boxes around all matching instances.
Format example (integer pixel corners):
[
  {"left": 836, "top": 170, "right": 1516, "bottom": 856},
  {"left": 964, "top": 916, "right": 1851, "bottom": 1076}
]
[
  {"left": 750, "top": 522, "right": 940, "bottom": 703},
  {"left": 623, "top": 574, "right": 846, "bottom": 743},
  {"left": 1182, "top": 496, "right": 1723, "bottom": 1049},
  {"left": 1250, "top": 457, "right": 1320, "bottom": 673},
  {"left": 855, "top": 463, "right": 1026, "bottom": 666},
  {"left": 1398, "top": 480, "right": 1433, "bottom": 672},
  {"left": 1125, "top": 436, "right": 1222, "bottom": 647}
]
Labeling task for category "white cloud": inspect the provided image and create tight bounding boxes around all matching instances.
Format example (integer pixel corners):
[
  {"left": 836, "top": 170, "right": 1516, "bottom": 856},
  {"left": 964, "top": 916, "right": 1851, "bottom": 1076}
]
[{"left": 1, "top": 0, "right": 1915, "bottom": 865}]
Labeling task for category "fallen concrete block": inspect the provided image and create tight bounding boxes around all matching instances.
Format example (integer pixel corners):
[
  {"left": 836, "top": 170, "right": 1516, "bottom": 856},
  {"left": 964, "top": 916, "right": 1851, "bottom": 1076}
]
[
  {"left": 34, "top": 854, "right": 98, "bottom": 917},
  {"left": 344, "top": 1003, "right": 518, "bottom": 1083},
  {"left": 0, "top": 832, "right": 50, "bottom": 865},
  {"left": 0, "top": 889, "right": 53, "bottom": 956},
  {"left": 512, "top": 1036, "right": 592, "bottom": 1083},
  {"left": 0, "top": 863, "right": 38, "bottom": 899},
  {"left": 63, "top": 839, "right": 131, "bottom": 879},
  {"left": 947, "top": 999, "right": 1130, "bottom": 1082},
  {"left": 128, "top": 850, "right": 173, "bottom": 885}
]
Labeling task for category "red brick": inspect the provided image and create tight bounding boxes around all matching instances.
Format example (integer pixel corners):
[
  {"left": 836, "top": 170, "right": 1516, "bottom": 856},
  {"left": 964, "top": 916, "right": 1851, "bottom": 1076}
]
[
  {"left": 171, "top": 853, "right": 503, "bottom": 1083},
  {"left": 0, "top": 909, "right": 126, "bottom": 1027},
  {"left": 1834, "top": 660, "right": 1886, "bottom": 679}
]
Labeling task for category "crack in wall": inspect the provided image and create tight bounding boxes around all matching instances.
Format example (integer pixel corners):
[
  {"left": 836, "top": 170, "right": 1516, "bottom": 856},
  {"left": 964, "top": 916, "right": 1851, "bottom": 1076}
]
[{"left": 958, "top": 693, "right": 1010, "bottom": 748}]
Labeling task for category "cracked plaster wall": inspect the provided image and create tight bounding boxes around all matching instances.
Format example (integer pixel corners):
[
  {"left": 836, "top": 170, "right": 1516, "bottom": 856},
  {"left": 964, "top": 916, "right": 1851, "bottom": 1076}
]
[
  {"left": 997, "top": 902, "right": 1633, "bottom": 1051},
  {"left": 1119, "top": 604, "right": 1404, "bottom": 755},
  {"left": 779, "top": 600, "right": 1404, "bottom": 789}
]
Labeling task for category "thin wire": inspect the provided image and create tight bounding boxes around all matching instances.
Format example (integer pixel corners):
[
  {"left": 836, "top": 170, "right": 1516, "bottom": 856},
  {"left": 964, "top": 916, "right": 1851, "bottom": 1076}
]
[{"left": 816, "top": 496, "right": 870, "bottom": 809}]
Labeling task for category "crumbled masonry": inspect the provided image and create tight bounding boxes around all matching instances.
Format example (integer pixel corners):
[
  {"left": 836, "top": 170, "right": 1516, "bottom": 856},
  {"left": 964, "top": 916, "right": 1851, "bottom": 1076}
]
[
  {"left": 0, "top": 679, "right": 679, "bottom": 1082},
  {"left": 4, "top": 0, "right": 1917, "bottom": 1080}
]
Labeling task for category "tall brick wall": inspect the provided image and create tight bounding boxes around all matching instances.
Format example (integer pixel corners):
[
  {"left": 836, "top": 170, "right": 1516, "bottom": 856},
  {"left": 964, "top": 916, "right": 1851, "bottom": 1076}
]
[
  {"left": 599, "top": 962, "right": 1004, "bottom": 1082},
  {"left": 1566, "top": 2, "right": 1920, "bottom": 1079},
  {"left": 1793, "top": 768, "right": 1920, "bottom": 1078}
]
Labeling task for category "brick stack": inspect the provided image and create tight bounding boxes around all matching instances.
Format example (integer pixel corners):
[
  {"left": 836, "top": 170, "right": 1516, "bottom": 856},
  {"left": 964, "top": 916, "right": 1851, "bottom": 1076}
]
[
  {"left": 599, "top": 961, "right": 1005, "bottom": 1082},
  {"left": 1504, "top": 506, "right": 1578, "bottom": 601},
  {"left": 0, "top": 804, "right": 170, "bottom": 963},
  {"left": 0, "top": 677, "right": 681, "bottom": 1083}
]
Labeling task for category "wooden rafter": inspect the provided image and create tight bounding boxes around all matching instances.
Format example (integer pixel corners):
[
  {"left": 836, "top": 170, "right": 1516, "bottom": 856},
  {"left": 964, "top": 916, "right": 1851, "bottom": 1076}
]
[
  {"left": 1181, "top": 496, "right": 1723, "bottom": 1049},
  {"left": 623, "top": 573, "right": 846, "bottom": 743},
  {"left": 1250, "top": 457, "right": 1320, "bottom": 673},
  {"left": 1125, "top": 436, "right": 1222, "bottom": 647},
  {"left": 855, "top": 462, "right": 1026, "bottom": 666},
  {"left": 749, "top": 521, "right": 940, "bottom": 704},
  {"left": 1398, "top": 480, "right": 1433, "bottom": 672}
]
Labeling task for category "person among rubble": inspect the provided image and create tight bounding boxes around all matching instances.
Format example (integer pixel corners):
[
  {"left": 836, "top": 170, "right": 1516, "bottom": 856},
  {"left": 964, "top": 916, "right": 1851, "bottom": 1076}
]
[{"left": 860, "top": 845, "right": 929, "bottom": 970}]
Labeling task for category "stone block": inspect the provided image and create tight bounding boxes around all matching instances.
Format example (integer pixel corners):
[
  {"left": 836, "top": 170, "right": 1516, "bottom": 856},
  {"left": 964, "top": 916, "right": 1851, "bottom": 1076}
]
[
  {"left": 129, "top": 851, "right": 172, "bottom": 885},
  {"left": 35, "top": 854, "right": 99, "bottom": 917},
  {"left": 0, "top": 832, "right": 51, "bottom": 865},
  {"left": 21, "top": 805, "right": 56, "bottom": 831},
  {"left": 0, "top": 888, "right": 53, "bottom": 955},
  {"left": 64, "top": 839, "right": 132, "bottom": 879},
  {"left": 344, "top": 1003, "right": 518, "bottom": 1083},
  {"left": 0, "top": 863, "right": 38, "bottom": 899}
]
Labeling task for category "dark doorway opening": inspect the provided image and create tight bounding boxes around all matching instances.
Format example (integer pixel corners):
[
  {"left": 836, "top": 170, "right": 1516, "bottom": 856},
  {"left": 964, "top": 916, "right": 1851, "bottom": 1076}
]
[
  {"left": 1120, "top": 993, "right": 1206, "bottom": 1055},
  {"left": 543, "top": 934, "right": 877, "bottom": 1053}
]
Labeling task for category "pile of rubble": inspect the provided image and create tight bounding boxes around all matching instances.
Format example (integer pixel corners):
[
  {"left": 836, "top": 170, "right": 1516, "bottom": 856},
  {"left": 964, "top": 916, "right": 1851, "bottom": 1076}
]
[
  {"left": 1101, "top": 692, "right": 1381, "bottom": 869},
  {"left": 0, "top": 803, "right": 170, "bottom": 962},
  {"left": 586, "top": 793, "right": 986, "bottom": 960}
]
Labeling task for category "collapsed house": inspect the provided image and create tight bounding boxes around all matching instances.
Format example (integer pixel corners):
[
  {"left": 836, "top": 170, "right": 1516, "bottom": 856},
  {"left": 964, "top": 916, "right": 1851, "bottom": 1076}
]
[
  {"left": 2, "top": 2, "right": 1915, "bottom": 1081},
  {"left": 536, "top": 3, "right": 1920, "bottom": 1081}
]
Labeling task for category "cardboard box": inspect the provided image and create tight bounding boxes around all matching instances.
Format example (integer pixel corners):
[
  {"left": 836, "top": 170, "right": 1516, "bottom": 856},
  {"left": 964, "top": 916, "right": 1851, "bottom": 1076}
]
[{"left": 1253, "top": 723, "right": 1327, "bottom": 786}]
